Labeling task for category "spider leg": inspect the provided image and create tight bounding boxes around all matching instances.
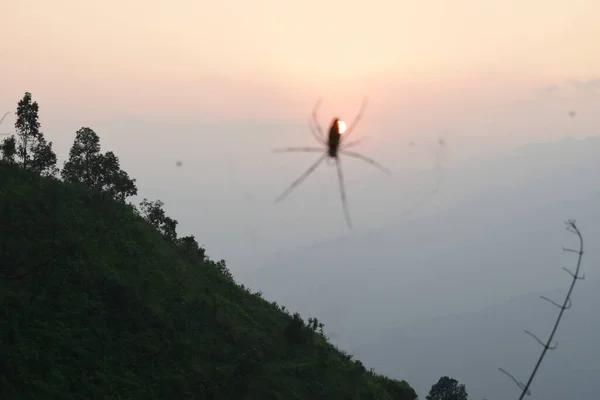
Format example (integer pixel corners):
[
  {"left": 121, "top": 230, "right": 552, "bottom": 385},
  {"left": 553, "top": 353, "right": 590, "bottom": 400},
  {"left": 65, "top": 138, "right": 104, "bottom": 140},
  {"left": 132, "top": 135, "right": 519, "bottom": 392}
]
[
  {"left": 340, "top": 150, "right": 391, "bottom": 174},
  {"left": 335, "top": 157, "right": 352, "bottom": 229},
  {"left": 341, "top": 137, "right": 365, "bottom": 150},
  {"left": 311, "top": 98, "right": 325, "bottom": 144},
  {"left": 309, "top": 117, "right": 326, "bottom": 145},
  {"left": 275, "top": 153, "right": 327, "bottom": 203},
  {"left": 341, "top": 96, "right": 368, "bottom": 142},
  {"left": 272, "top": 147, "right": 324, "bottom": 153}
]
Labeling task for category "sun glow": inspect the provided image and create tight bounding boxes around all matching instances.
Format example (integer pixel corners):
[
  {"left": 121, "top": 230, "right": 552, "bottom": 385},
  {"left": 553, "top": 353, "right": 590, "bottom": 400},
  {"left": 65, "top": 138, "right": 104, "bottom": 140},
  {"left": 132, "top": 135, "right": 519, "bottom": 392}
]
[{"left": 337, "top": 120, "right": 347, "bottom": 134}]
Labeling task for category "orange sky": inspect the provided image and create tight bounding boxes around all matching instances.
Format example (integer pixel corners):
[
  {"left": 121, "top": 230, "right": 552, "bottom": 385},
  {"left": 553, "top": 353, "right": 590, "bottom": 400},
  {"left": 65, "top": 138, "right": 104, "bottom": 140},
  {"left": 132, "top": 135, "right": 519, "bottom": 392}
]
[{"left": 2, "top": 0, "right": 599, "bottom": 120}]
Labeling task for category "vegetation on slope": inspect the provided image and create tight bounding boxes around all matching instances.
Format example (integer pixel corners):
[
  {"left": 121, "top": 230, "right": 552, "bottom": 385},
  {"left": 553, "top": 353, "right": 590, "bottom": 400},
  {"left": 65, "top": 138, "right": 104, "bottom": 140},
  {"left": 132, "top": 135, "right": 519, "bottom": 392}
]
[{"left": 0, "top": 92, "right": 417, "bottom": 399}]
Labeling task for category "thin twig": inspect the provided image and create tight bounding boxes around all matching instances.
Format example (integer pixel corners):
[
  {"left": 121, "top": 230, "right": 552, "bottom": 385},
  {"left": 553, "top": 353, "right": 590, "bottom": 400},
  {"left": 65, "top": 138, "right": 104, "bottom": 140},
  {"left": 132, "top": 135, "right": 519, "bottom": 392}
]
[
  {"left": 498, "top": 368, "right": 531, "bottom": 396},
  {"left": 540, "top": 296, "right": 571, "bottom": 310},
  {"left": 499, "top": 219, "right": 585, "bottom": 399}
]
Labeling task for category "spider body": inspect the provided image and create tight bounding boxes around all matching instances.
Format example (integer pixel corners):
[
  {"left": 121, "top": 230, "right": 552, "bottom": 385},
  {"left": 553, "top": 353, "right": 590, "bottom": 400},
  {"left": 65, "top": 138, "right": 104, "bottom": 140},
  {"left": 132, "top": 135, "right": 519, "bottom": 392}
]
[
  {"left": 327, "top": 118, "right": 342, "bottom": 158},
  {"left": 273, "top": 97, "right": 390, "bottom": 228}
]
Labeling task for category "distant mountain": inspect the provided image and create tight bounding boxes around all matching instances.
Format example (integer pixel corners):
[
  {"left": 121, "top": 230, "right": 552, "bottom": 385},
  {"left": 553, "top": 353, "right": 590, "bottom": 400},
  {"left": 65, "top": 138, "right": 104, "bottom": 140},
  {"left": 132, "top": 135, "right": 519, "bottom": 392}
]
[
  {"left": 353, "top": 277, "right": 600, "bottom": 400},
  {"left": 237, "top": 136, "right": 600, "bottom": 398}
]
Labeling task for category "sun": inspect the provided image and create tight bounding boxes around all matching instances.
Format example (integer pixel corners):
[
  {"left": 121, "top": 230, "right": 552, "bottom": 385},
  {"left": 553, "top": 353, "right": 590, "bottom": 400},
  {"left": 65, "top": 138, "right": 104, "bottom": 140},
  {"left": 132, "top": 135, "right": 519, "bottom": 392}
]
[{"left": 337, "top": 120, "right": 347, "bottom": 134}]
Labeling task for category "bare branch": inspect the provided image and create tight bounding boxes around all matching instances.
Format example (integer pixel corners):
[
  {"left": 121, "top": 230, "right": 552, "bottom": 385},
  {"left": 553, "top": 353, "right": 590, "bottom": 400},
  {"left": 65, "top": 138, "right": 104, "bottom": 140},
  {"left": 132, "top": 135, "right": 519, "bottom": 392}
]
[
  {"left": 498, "top": 368, "right": 531, "bottom": 396},
  {"left": 540, "top": 295, "right": 571, "bottom": 310},
  {"left": 524, "top": 330, "right": 557, "bottom": 350},
  {"left": 562, "top": 267, "right": 585, "bottom": 280},
  {"left": 500, "top": 220, "right": 585, "bottom": 400}
]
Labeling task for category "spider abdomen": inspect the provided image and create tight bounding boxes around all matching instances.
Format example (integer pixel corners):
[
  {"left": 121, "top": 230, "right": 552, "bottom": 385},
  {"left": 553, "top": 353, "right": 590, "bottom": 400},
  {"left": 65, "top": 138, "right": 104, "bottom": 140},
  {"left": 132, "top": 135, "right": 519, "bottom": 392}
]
[{"left": 327, "top": 118, "right": 342, "bottom": 157}]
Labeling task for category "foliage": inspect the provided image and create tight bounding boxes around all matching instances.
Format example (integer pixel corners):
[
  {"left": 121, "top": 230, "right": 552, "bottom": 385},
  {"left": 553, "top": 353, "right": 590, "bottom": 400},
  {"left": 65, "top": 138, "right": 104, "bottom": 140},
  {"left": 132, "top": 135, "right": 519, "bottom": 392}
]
[
  {"left": 61, "top": 126, "right": 102, "bottom": 185},
  {"left": 62, "top": 127, "right": 138, "bottom": 202},
  {"left": 213, "top": 259, "right": 234, "bottom": 282},
  {"left": 0, "top": 160, "right": 418, "bottom": 400},
  {"left": 426, "top": 376, "right": 468, "bottom": 400},
  {"left": 0, "top": 136, "right": 16, "bottom": 162},
  {"left": 138, "top": 198, "right": 179, "bottom": 241},
  {"left": 284, "top": 312, "right": 313, "bottom": 346},
  {"left": 307, "top": 316, "right": 325, "bottom": 336},
  {"left": 14, "top": 92, "right": 57, "bottom": 176},
  {"left": 177, "top": 234, "right": 207, "bottom": 261}
]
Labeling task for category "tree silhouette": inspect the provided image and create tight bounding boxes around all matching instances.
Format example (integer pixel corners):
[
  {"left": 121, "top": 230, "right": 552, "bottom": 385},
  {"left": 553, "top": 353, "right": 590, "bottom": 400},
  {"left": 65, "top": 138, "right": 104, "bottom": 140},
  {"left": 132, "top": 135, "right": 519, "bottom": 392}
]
[
  {"left": 138, "top": 198, "right": 178, "bottom": 241},
  {"left": 177, "top": 235, "right": 206, "bottom": 260},
  {"left": 284, "top": 312, "right": 311, "bottom": 345},
  {"left": 62, "top": 127, "right": 137, "bottom": 202},
  {"left": 62, "top": 127, "right": 102, "bottom": 186},
  {"left": 426, "top": 376, "right": 468, "bottom": 400},
  {"left": 0, "top": 136, "right": 16, "bottom": 162},
  {"left": 14, "top": 92, "right": 57, "bottom": 176},
  {"left": 214, "top": 259, "right": 233, "bottom": 281},
  {"left": 98, "top": 151, "right": 137, "bottom": 202}
]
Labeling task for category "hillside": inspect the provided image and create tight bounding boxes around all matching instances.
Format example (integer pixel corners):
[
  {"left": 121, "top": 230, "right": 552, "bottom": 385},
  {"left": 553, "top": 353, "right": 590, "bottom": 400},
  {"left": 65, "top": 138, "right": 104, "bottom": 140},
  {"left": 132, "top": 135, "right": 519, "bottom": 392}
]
[{"left": 0, "top": 160, "right": 417, "bottom": 400}]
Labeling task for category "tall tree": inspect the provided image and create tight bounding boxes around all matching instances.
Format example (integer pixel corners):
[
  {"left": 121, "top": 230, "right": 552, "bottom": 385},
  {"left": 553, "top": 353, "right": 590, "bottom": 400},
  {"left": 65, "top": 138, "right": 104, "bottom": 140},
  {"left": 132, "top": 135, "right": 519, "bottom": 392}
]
[
  {"left": 62, "top": 127, "right": 137, "bottom": 202},
  {"left": 62, "top": 127, "right": 102, "bottom": 186},
  {"left": 426, "top": 376, "right": 468, "bottom": 400},
  {"left": 98, "top": 151, "right": 137, "bottom": 203},
  {"left": 30, "top": 134, "right": 58, "bottom": 176},
  {"left": 14, "top": 92, "right": 57, "bottom": 176}
]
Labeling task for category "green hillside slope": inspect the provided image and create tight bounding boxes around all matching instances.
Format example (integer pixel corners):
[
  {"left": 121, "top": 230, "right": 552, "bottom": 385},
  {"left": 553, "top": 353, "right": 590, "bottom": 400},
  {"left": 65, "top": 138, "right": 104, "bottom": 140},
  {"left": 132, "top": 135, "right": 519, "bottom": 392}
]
[{"left": 0, "top": 160, "right": 417, "bottom": 400}]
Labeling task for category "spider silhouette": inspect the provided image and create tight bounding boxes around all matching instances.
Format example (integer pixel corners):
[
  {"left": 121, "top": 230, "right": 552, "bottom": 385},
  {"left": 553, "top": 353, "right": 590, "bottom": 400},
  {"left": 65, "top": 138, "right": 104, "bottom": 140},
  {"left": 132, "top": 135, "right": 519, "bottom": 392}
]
[{"left": 273, "top": 97, "right": 391, "bottom": 228}]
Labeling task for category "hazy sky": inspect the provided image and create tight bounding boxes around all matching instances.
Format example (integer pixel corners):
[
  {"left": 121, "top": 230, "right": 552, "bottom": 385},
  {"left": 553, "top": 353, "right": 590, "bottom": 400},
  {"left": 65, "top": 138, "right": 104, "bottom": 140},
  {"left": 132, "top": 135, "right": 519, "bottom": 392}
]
[
  {"left": 2, "top": 4, "right": 600, "bottom": 397},
  {"left": 1, "top": 0, "right": 599, "bottom": 265},
  {"left": 2, "top": 0, "right": 599, "bottom": 120}
]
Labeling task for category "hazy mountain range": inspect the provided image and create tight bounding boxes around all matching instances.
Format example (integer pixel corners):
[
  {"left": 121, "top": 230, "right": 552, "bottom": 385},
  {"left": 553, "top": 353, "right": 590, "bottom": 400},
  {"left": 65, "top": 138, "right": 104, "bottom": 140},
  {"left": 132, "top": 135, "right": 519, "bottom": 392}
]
[
  {"left": 237, "top": 135, "right": 600, "bottom": 399},
  {"left": 353, "top": 277, "right": 600, "bottom": 400}
]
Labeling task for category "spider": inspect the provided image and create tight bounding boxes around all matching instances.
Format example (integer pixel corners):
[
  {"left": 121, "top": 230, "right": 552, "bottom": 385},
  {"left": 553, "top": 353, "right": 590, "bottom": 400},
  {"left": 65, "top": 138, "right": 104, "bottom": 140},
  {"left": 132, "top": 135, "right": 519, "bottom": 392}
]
[{"left": 273, "top": 96, "right": 391, "bottom": 228}]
